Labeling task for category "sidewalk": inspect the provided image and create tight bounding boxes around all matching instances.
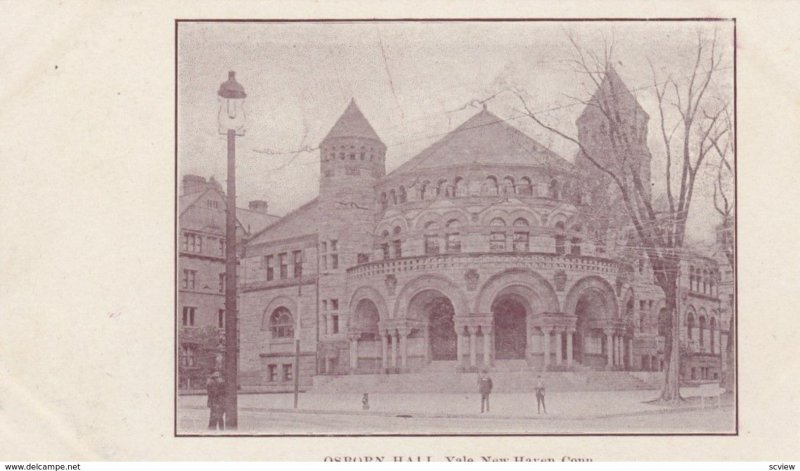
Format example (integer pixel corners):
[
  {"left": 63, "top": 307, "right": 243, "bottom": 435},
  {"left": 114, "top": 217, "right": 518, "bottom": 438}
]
[{"left": 178, "top": 388, "right": 730, "bottom": 421}]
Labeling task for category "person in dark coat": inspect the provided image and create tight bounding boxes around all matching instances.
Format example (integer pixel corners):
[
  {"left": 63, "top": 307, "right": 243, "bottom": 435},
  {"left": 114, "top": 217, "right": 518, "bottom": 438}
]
[
  {"left": 206, "top": 371, "right": 226, "bottom": 430},
  {"left": 535, "top": 375, "right": 546, "bottom": 414},
  {"left": 478, "top": 369, "right": 493, "bottom": 413}
]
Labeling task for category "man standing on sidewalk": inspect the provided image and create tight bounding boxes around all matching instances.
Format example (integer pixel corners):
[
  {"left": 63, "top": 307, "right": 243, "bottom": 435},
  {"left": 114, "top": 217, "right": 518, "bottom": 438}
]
[
  {"left": 207, "top": 371, "right": 226, "bottom": 430},
  {"left": 535, "top": 375, "right": 547, "bottom": 414},
  {"left": 478, "top": 369, "right": 493, "bottom": 413}
]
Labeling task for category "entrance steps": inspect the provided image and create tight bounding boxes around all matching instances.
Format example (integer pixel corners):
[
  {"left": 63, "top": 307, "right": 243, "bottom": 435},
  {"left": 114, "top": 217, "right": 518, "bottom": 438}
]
[{"left": 312, "top": 368, "right": 658, "bottom": 394}]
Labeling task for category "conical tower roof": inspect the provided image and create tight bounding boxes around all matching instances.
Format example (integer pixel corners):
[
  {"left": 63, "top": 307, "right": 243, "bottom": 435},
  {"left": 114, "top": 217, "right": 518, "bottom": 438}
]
[
  {"left": 578, "top": 65, "right": 648, "bottom": 123},
  {"left": 321, "top": 99, "right": 383, "bottom": 144}
]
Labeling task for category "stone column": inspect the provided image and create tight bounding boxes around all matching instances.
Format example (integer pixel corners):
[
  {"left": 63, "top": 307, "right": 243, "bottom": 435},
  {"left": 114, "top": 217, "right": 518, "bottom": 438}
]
[
  {"left": 483, "top": 325, "right": 493, "bottom": 367},
  {"left": 627, "top": 337, "right": 633, "bottom": 370},
  {"left": 566, "top": 330, "right": 574, "bottom": 368},
  {"left": 400, "top": 329, "right": 409, "bottom": 370},
  {"left": 391, "top": 329, "right": 399, "bottom": 369},
  {"left": 456, "top": 327, "right": 464, "bottom": 367},
  {"left": 423, "top": 324, "right": 430, "bottom": 364},
  {"left": 542, "top": 328, "right": 551, "bottom": 369},
  {"left": 350, "top": 336, "right": 358, "bottom": 371},
  {"left": 555, "top": 330, "right": 563, "bottom": 365},
  {"left": 605, "top": 331, "right": 613, "bottom": 368},
  {"left": 469, "top": 326, "right": 477, "bottom": 368},
  {"left": 381, "top": 332, "right": 389, "bottom": 370}
]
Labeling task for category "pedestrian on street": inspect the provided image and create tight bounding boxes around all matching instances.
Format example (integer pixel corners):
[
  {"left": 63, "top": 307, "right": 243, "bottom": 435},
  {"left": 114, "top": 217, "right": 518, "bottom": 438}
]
[
  {"left": 207, "top": 371, "right": 226, "bottom": 430},
  {"left": 535, "top": 375, "right": 547, "bottom": 414},
  {"left": 478, "top": 369, "right": 493, "bottom": 413}
]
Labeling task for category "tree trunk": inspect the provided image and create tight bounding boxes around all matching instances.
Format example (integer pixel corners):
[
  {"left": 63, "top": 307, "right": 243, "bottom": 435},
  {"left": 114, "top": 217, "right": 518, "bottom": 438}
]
[
  {"left": 722, "top": 313, "right": 735, "bottom": 393},
  {"left": 659, "top": 289, "right": 682, "bottom": 402}
]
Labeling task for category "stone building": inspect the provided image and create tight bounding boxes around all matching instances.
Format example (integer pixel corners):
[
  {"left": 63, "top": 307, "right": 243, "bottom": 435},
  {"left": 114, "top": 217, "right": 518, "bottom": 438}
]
[
  {"left": 178, "top": 175, "right": 278, "bottom": 389},
  {"left": 236, "top": 69, "right": 728, "bottom": 392}
]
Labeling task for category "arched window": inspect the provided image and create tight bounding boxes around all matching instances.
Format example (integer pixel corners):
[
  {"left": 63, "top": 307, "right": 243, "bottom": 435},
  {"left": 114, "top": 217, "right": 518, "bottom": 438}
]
[
  {"left": 698, "top": 315, "right": 707, "bottom": 350},
  {"left": 502, "top": 176, "right": 515, "bottom": 195},
  {"left": 710, "top": 317, "right": 717, "bottom": 354},
  {"left": 424, "top": 221, "right": 439, "bottom": 255},
  {"left": 398, "top": 186, "right": 407, "bottom": 203},
  {"left": 393, "top": 226, "right": 402, "bottom": 259},
  {"left": 390, "top": 189, "right": 397, "bottom": 206},
  {"left": 454, "top": 177, "right": 466, "bottom": 197},
  {"left": 437, "top": 179, "right": 448, "bottom": 197},
  {"left": 549, "top": 179, "right": 560, "bottom": 199},
  {"left": 689, "top": 266, "right": 696, "bottom": 293},
  {"left": 513, "top": 218, "right": 529, "bottom": 252},
  {"left": 380, "top": 192, "right": 388, "bottom": 210},
  {"left": 570, "top": 225, "right": 582, "bottom": 256},
  {"left": 686, "top": 312, "right": 695, "bottom": 339},
  {"left": 562, "top": 181, "right": 572, "bottom": 202},
  {"left": 445, "top": 219, "right": 461, "bottom": 253},
  {"left": 270, "top": 307, "right": 294, "bottom": 339},
  {"left": 419, "top": 181, "right": 430, "bottom": 200},
  {"left": 484, "top": 176, "right": 499, "bottom": 196},
  {"left": 702, "top": 270, "right": 709, "bottom": 294},
  {"left": 489, "top": 217, "right": 506, "bottom": 252},
  {"left": 519, "top": 177, "right": 533, "bottom": 196},
  {"left": 554, "top": 221, "right": 566, "bottom": 255}
]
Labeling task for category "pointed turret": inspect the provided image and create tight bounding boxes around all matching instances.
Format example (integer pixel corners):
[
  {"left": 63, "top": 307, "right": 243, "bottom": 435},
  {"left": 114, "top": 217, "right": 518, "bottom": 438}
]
[{"left": 321, "top": 99, "right": 384, "bottom": 144}]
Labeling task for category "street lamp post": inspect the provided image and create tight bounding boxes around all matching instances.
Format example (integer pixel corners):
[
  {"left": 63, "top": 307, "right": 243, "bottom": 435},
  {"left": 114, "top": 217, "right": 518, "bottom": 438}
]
[{"left": 218, "top": 71, "right": 247, "bottom": 429}]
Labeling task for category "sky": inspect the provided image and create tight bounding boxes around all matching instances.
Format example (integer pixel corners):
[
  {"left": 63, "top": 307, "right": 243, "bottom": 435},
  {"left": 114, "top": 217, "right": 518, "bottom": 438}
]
[{"left": 177, "top": 20, "right": 734, "bottom": 244}]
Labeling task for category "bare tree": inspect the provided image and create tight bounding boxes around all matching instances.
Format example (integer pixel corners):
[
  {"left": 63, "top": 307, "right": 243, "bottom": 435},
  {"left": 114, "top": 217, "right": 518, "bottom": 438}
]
[
  {"left": 712, "top": 110, "right": 735, "bottom": 393},
  {"left": 515, "top": 30, "right": 730, "bottom": 403}
]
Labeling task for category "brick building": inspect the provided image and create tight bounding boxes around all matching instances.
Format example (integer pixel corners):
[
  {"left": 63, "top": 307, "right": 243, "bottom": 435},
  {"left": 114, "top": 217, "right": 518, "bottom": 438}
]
[
  {"left": 235, "top": 69, "right": 729, "bottom": 392},
  {"left": 178, "top": 175, "right": 278, "bottom": 389}
]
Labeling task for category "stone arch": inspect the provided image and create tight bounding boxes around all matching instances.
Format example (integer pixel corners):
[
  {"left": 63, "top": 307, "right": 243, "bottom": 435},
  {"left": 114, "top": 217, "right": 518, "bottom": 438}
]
[
  {"left": 348, "top": 286, "right": 389, "bottom": 324},
  {"left": 392, "top": 274, "right": 469, "bottom": 320},
  {"left": 261, "top": 295, "right": 298, "bottom": 330},
  {"left": 474, "top": 268, "right": 560, "bottom": 314},
  {"left": 479, "top": 208, "right": 511, "bottom": 226},
  {"left": 376, "top": 216, "right": 409, "bottom": 236},
  {"left": 563, "top": 275, "right": 619, "bottom": 319},
  {"left": 508, "top": 209, "right": 541, "bottom": 226},
  {"left": 413, "top": 210, "right": 443, "bottom": 230},
  {"left": 439, "top": 209, "right": 470, "bottom": 227}
]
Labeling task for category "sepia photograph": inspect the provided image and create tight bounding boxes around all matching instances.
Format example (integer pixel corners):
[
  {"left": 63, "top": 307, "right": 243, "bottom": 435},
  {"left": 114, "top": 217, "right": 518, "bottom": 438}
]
[{"left": 175, "top": 19, "right": 736, "bottom": 436}]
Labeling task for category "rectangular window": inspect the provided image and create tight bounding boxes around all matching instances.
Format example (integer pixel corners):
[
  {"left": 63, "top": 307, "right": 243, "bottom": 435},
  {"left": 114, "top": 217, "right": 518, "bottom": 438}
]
[
  {"left": 265, "top": 255, "right": 274, "bottom": 281},
  {"left": 181, "top": 345, "right": 196, "bottom": 366},
  {"left": 293, "top": 250, "right": 303, "bottom": 278},
  {"left": 555, "top": 235, "right": 566, "bottom": 255},
  {"left": 197, "top": 234, "right": 203, "bottom": 253},
  {"left": 322, "top": 300, "right": 328, "bottom": 311},
  {"left": 268, "top": 364, "right": 277, "bottom": 382},
  {"left": 182, "top": 233, "right": 189, "bottom": 251},
  {"left": 332, "top": 315, "right": 339, "bottom": 334},
  {"left": 218, "top": 309, "right": 225, "bottom": 329},
  {"left": 330, "top": 240, "right": 337, "bottom": 252},
  {"left": 382, "top": 243, "right": 390, "bottom": 260},
  {"left": 330, "top": 254, "right": 339, "bottom": 269},
  {"left": 321, "top": 255, "right": 328, "bottom": 270},
  {"left": 279, "top": 253, "right": 288, "bottom": 279},
  {"left": 446, "top": 233, "right": 461, "bottom": 253},
  {"left": 393, "top": 240, "right": 402, "bottom": 258},
  {"left": 331, "top": 299, "right": 339, "bottom": 311},
  {"left": 424, "top": 235, "right": 439, "bottom": 255},
  {"left": 283, "top": 364, "right": 293, "bottom": 381},
  {"left": 182, "top": 269, "right": 196, "bottom": 289},
  {"left": 490, "top": 232, "right": 506, "bottom": 252},
  {"left": 219, "top": 273, "right": 225, "bottom": 293},
  {"left": 320, "top": 241, "right": 327, "bottom": 254},
  {"left": 513, "top": 232, "right": 529, "bottom": 252},
  {"left": 640, "top": 300, "right": 647, "bottom": 311},
  {"left": 181, "top": 306, "right": 196, "bottom": 327},
  {"left": 219, "top": 238, "right": 225, "bottom": 256}
]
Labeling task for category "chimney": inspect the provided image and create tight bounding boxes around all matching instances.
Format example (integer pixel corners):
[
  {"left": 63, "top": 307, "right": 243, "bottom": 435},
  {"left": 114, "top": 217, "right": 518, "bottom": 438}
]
[
  {"left": 182, "top": 174, "right": 207, "bottom": 195},
  {"left": 248, "top": 200, "right": 269, "bottom": 214}
]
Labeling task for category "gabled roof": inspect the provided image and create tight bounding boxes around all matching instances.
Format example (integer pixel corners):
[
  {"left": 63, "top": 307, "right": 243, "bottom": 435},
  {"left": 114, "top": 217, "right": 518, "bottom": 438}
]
[
  {"left": 246, "top": 197, "right": 319, "bottom": 246},
  {"left": 578, "top": 65, "right": 648, "bottom": 123},
  {"left": 321, "top": 99, "right": 383, "bottom": 144},
  {"left": 388, "top": 108, "right": 573, "bottom": 177},
  {"left": 179, "top": 184, "right": 278, "bottom": 237}
]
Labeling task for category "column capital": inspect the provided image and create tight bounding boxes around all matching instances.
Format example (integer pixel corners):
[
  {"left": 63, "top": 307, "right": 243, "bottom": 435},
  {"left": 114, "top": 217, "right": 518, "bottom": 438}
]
[
  {"left": 467, "top": 325, "right": 480, "bottom": 335},
  {"left": 480, "top": 324, "right": 493, "bottom": 335}
]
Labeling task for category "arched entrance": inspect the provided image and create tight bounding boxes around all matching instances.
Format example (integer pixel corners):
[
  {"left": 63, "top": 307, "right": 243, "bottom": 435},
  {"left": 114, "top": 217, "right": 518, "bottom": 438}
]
[
  {"left": 492, "top": 295, "right": 528, "bottom": 360},
  {"left": 408, "top": 290, "right": 457, "bottom": 361},
  {"left": 574, "top": 288, "right": 608, "bottom": 368}
]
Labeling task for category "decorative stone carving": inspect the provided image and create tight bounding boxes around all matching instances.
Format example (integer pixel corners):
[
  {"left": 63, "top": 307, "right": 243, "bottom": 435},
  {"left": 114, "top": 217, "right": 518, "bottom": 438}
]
[
  {"left": 554, "top": 270, "right": 567, "bottom": 292},
  {"left": 385, "top": 274, "right": 397, "bottom": 296},
  {"left": 464, "top": 269, "right": 480, "bottom": 291}
]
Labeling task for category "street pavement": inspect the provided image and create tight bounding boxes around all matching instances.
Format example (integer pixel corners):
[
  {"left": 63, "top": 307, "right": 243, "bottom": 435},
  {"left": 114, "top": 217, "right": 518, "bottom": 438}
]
[{"left": 177, "top": 389, "right": 735, "bottom": 434}]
